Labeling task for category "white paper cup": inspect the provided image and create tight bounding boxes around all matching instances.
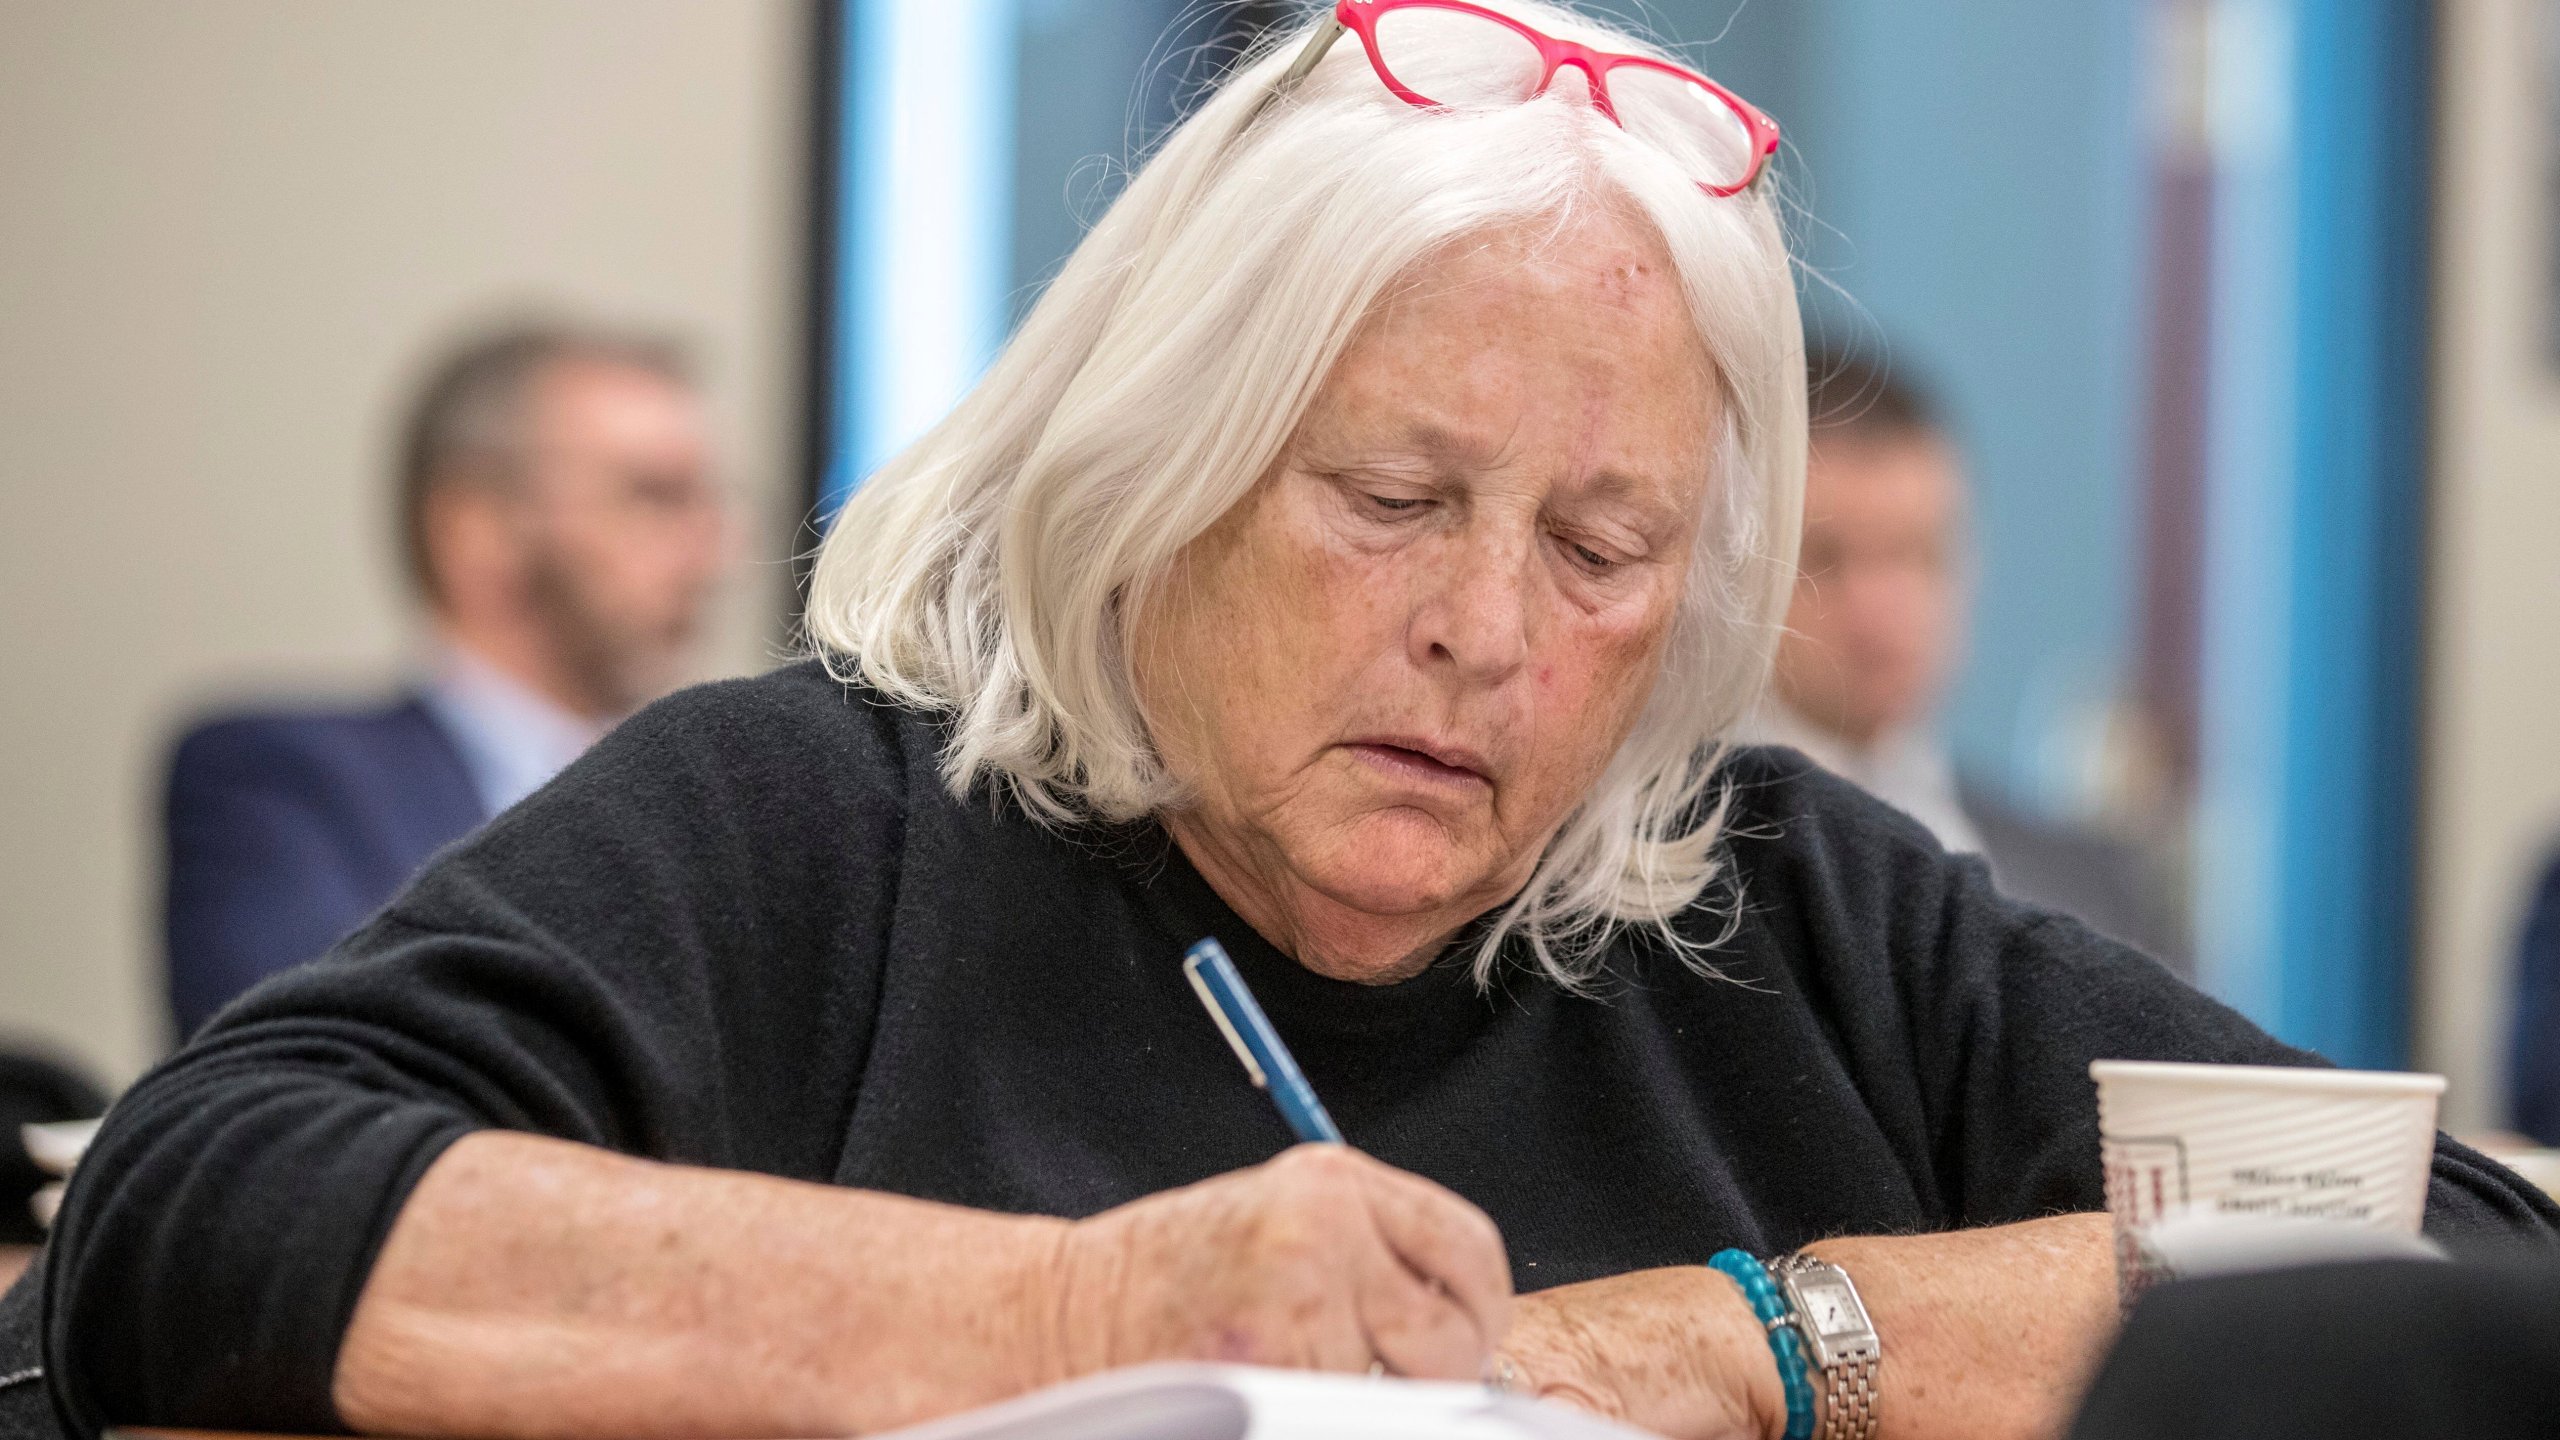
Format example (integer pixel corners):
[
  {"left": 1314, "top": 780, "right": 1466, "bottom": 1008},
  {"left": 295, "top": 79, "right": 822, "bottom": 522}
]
[{"left": 2090, "top": 1060, "right": 2444, "bottom": 1293}]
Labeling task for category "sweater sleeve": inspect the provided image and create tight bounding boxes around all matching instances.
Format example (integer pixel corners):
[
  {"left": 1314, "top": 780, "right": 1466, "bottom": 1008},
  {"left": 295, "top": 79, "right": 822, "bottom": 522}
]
[
  {"left": 44, "top": 666, "right": 910, "bottom": 1435},
  {"left": 1724, "top": 750, "right": 2560, "bottom": 1254},
  {"left": 1897, "top": 801, "right": 2560, "bottom": 1253}
]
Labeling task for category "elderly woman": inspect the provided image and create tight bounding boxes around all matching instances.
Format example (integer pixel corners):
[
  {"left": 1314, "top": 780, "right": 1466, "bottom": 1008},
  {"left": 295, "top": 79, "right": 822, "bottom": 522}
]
[{"left": 44, "top": 4, "right": 2555, "bottom": 1438}]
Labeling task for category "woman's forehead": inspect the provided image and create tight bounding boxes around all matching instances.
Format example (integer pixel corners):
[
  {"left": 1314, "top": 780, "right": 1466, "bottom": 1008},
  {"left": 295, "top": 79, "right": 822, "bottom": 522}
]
[
  {"left": 1303, "top": 218, "right": 1719, "bottom": 501},
  {"left": 1392, "top": 210, "right": 1687, "bottom": 319}
]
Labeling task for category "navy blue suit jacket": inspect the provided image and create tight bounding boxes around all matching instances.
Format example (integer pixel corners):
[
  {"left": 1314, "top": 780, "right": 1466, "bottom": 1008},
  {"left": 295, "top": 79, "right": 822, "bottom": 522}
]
[
  {"left": 2512, "top": 848, "right": 2560, "bottom": 1143},
  {"left": 163, "top": 696, "right": 488, "bottom": 1039}
]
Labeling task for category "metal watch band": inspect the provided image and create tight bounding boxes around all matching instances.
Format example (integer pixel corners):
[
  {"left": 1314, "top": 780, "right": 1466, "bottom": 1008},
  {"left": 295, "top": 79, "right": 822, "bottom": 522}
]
[
  {"left": 1812, "top": 1350, "right": 1879, "bottom": 1440},
  {"left": 1773, "top": 1253, "right": 1882, "bottom": 1440}
]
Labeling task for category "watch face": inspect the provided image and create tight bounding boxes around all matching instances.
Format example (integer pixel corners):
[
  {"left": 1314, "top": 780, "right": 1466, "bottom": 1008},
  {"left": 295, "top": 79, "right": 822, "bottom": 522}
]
[{"left": 1804, "top": 1279, "right": 1861, "bottom": 1338}]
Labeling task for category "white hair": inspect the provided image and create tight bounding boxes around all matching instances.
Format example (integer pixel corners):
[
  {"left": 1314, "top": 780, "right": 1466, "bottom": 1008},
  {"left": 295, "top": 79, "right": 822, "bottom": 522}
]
[{"left": 805, "top": 0, "right": 1806, "bottom": 989}]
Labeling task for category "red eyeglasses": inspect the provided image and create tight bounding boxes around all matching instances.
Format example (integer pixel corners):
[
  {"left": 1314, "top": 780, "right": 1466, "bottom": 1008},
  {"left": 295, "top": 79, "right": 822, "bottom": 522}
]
[{"left": 1270, "top": 0, "right": 1782, "bottom": 197}]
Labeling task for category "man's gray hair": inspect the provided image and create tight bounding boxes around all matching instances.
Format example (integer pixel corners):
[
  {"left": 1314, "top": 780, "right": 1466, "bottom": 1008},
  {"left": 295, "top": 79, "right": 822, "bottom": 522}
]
[
  {"left": 396, "top": 320, "right": 693, "bottom": 607},
  {"left": 804, "top": 0, "right": 1807, "bottom": 990}
]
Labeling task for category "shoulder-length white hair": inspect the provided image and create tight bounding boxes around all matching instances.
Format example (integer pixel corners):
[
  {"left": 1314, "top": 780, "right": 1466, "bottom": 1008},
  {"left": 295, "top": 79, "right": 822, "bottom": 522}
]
[{"left": 806, "top": 0, "right": 1806, "bottom": 989}]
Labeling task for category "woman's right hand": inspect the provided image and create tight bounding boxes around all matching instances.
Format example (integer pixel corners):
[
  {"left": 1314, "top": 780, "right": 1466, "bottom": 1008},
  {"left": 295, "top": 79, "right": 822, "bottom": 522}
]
[{"left": 1043, "top": 1143, "right": 1514, "bottom": 1384}]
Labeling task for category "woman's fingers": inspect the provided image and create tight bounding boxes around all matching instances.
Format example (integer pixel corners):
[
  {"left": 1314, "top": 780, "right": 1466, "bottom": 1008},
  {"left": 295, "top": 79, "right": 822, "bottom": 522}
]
[
  {"left": 1350, "top": 1154, "right": 1514, "bottom": 1356},
  {"left": 1295, "top": 1287, "right": 1386, "bottom": 1375},
  {"left": 1062, "top": 1145, "right": 1513, "bottom": 1382},
  {"left": 1352, "top": 1236, "right": 1499, "bottom": 1379},
  {"left": 1257, "top": 1145, "right": 1509, "bottom": 1379}
]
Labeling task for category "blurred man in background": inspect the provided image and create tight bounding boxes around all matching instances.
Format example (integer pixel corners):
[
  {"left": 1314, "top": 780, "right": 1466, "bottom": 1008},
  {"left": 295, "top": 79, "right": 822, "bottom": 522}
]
[
  {"left": 1749, "top": 345, "right": 2189, "bottom": 972},
  {"left": 163, "top": 322, "right": 732, "bottom": 1038},
  {"left": 2507, "top": 854, "right": 2560, "bottom": 1142}
]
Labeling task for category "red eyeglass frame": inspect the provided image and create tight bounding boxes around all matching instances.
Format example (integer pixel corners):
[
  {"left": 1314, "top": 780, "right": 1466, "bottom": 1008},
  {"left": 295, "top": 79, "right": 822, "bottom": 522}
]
[{"left": 1275, "top": 0, "right": 1783, "bottom": 197}]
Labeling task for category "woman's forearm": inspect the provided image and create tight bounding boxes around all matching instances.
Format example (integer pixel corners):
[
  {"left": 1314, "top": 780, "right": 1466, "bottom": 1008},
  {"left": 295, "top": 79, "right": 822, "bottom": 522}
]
[
  {"left": 1502, "top": 1214, "right": 2120, "bottom": 1440},
  {"left": 333, "top": 1132, "right": 1070, "bottom": 1439},
  {"left": 334, "top": 1135, "right": 1513, "bottom": 1439},
  {"left": 1808, "top": 1213, "right": 2119, "bottom": 1440}
]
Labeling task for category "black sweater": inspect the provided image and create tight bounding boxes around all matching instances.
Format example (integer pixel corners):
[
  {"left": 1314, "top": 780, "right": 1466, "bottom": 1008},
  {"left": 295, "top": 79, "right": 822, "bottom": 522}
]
[{"left": 44, "top": 662, "right": 2560, "bottom": 1431}]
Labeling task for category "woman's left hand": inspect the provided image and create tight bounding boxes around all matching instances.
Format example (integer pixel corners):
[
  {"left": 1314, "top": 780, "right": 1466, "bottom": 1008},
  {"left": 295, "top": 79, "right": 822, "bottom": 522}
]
[{"left": 1496, "top": 1266, "right": 1782, "bottom": 1440}]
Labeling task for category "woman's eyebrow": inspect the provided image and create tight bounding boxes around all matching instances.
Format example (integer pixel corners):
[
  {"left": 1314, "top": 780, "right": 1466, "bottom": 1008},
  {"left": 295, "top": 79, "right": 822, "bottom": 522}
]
[
  {"left": 1397, "top": 417, "right": 1516, "bottom": 469},
  {"left": 1554, "top": 466, "right": 1696, "bottom": 535},
  {"left": 1340, "top": 419, "right": 1694, "bottom": 528},
  {"left": 1396, "top": 418, "right": 1692, "bottom": 501},
  {"left": 1290, "top": 421, "right": 1479, "bottom": 481}
]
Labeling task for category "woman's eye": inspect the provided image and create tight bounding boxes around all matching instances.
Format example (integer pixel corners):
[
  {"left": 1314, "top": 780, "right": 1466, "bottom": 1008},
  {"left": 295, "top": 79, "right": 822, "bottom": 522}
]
[
  {"left": 1365, "top": 493, "right": 1423, "bottom": 514},
  {"left": 1567, "top": 540, "right": 1617, "bottom": 571}
]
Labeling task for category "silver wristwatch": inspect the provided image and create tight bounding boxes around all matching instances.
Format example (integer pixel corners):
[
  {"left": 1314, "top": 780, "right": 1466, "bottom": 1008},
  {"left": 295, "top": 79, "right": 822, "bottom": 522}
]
[{"left": 1773, "top": 1252, "right": 1881, "bottom": 1440}]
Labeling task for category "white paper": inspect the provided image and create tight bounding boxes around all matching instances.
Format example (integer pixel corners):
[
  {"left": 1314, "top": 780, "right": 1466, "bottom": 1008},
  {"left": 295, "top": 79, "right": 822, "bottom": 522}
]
[{"left": 872, "top": 1363, "right": 1662, "bottom": 1440}]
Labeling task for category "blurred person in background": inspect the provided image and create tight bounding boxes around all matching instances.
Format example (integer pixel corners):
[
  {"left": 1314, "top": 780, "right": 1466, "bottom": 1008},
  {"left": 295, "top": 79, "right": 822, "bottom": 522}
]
[
  {"left": 2507, "top": 852, "right": 2560, "bottom": 1142},
  {"left": 1747, "top": 345, "right": 2189, "bottom": 973},
  {"left": 162, "top": 322, "right": 732, "bottom": 1039}
]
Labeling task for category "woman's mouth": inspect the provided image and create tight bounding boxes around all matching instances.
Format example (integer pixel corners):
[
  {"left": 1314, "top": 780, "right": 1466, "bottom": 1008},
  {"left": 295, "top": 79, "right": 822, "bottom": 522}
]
[{"left": 1343, "top": 738, "right": 1494, "bottom": 789}]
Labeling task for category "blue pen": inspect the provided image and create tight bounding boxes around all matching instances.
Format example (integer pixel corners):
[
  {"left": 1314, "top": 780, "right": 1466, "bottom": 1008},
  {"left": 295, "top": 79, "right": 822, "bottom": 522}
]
[{"left": 1182, "top": 937, "right": 1345, "bottom": 1145}]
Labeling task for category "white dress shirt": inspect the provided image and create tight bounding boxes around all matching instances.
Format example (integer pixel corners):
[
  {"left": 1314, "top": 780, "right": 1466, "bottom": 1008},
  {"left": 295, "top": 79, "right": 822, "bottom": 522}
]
[
  {"left": 418, "top": 644, "right": 607, "bottom": 817},
  {"left": 1739, "top": 700, "right": 1986, "bottom": 856}
]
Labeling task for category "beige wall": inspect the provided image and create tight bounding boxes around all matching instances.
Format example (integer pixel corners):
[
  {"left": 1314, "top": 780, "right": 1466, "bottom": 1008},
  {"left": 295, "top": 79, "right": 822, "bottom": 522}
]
[
  {"left": 0, "top": 1, "right": 805, "bottom": 1084},
  {"left": 2421, "top": 0, "right": 2560, "bottom": 1130}
]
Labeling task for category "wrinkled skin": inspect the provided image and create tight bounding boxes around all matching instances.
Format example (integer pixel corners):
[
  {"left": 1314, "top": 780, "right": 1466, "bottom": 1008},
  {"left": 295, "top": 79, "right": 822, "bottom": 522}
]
[
  {"left": 1054, "top": 1144, "right": 1512, "bottom": 1381},
  {"left": 1136, "top": 206, "right": 1720, "bottom": 983}
]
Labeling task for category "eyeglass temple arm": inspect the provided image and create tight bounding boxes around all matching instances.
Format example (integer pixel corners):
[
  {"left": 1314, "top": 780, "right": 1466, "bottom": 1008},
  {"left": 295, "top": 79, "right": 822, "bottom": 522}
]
[
  {"left": 1239, "top": 14, "right": 1348, "bottom": 129},
  {"left": 1277, "top": 15, "right": 1349, "bottom": 89}
]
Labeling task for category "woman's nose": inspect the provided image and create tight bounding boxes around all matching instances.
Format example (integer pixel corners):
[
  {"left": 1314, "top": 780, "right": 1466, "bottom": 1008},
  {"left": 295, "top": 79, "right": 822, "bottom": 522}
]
[{"left": 1407, "top": 531, "right": 1533, "bottom": 683}]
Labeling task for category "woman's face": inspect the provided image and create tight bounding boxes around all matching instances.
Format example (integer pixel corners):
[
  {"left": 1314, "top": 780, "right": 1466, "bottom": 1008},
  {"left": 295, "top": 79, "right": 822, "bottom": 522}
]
[{"left": 1137, "top": 210, "right": 1720, "bottom": 978}]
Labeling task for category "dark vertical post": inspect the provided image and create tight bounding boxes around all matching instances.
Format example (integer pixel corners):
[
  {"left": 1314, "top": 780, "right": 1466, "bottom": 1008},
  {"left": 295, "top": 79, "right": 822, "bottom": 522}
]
[
  {"left": 796, "top": 0, "right": 846, "bottom": 604},
  {"left": 2136, "top": 0, "right": 2214, "bottom": 799}
]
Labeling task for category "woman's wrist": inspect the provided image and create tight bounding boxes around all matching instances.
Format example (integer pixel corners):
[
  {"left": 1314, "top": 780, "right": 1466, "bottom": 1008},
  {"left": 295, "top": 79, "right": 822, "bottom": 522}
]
[
  {"left": 1698, "top": 1264, "right": 1793, "bottom": 1440},
  {"left": 1496, "top": 1265, "right": 1788, "bottom": 1440},
  {"left": 820, "top": 1201, "right": 1079, "bottom": 1429},
  {"left": 1008, "top": 1212, "right": 1089, "bottom": 1396}
]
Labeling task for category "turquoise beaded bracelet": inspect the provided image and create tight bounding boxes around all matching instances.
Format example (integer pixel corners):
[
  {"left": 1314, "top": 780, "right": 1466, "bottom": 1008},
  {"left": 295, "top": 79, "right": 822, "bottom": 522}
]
[{"left": 1707, "top": 1248, "right": 1816, "bottom": 1440}]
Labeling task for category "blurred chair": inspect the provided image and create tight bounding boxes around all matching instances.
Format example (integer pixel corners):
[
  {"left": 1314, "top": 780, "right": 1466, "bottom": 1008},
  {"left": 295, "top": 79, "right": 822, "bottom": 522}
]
[
  {"left": 2070, "top": 1259, "right": 2560, "bottom": 1440},
  {"left": 0, "top": 1047, "right": 99, "bottom": 1440},
  {"left": 165, "top": 320, "right": 731, "bottom": 1039},
  {"left": 0, "top": 1046, "right": 103, "bottom": 1250},
  {"left": 1745, "top": 344, "right": 2190, "bottom": 973}
]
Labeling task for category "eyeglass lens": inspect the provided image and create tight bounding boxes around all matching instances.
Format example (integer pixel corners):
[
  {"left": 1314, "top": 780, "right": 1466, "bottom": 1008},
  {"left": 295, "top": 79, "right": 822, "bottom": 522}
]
[
  {"left": 1607, "top": 64, "right": 1757, "bottom": 192},
  {"left": 1369, "top": 7, "right": 1544, "bottom": 106},
  {"left": 1365, "top": 6, "right": 1759, "bottom": 192}
]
